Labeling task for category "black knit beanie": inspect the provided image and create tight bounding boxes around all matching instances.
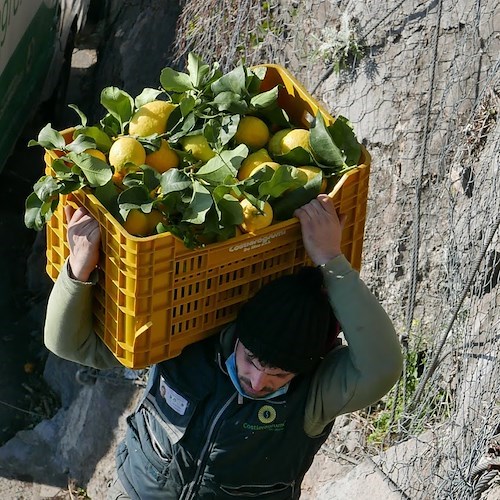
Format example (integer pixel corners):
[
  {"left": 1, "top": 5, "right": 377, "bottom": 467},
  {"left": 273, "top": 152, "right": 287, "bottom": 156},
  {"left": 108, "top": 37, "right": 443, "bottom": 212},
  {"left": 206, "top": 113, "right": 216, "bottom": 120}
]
[{"left": 236, "top": 266, "right": 333, "bottom": 374}]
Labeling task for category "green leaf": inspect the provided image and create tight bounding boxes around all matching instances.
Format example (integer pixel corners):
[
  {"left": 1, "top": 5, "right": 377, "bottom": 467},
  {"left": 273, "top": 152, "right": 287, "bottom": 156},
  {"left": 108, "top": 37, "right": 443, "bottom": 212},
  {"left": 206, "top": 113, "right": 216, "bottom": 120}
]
[
  {"left": 74, "top": 126, "right": 112, "bottom": 152},
  {"left": 212, "top": 91, "right": 248, "bottom": 114},
  {"left": 66, "top": 152, "right": 113, "bottom": 187},
  {"left": 65, "top": 134, "right": 96, "bottom": 154},
  {"left": 213, "top": 188, "right": 244, "bottom": 225},
  {"left": 33, "top": 176, "right": 62, "bottom": 202},
  {"left": 100, "top": 113, "right": 122, "bottom": 138},
  {"left": 310, "top": 112, "right": 345, "bottom": 168},
  {"left": 247, "top": 67, "right": 267, "bottom": 94},
  {"left": 258, "top": 165, "right": 308, "bottom": 198},
  {"left": 135, "top": 88, "right": 163, "bottom": 108},
  {"left": 51, "top": 158, "right": 75, "bottom": 180},
  {"left": 211, "top": 64, "right": 247, "bottom": 96},
  {"left": 117, "top": 185, "right": 153, "bottom": 219},
  {"left": 24, "top": 192, "right": 45, "bottom": 230},
  {"left": 179, "top": 95, "right": 197, "bottom": 117},
  {"left": 272, "top": 177, "right": 322, "bottom": 220},
  {"left": 182, "top": 180, "right": 213, "bottom": 224},
  {"left": 219, "top": 114, "right": 240, "bottom": 146},
  {"left": 196, "top": 145, "right": 247, "bottom": 183},
  {"left": 250, "top": 85, "right": 279, "bottom": 109},
  {"left": 28, "top": 123, "right": 66, "bottom": 150},
  {"left": 123, "top": 165, "right": 161, "bottom": 192},
  {"left": 68, "top": 104, "right": 88, "bottom": 126},
  {"left": 100, "top": 87, "right": 134, "bottom": 133},
  {"left": 187, "top": 53, "right": 210, "bottom": 88},
  {"left": 160, "top": 67, "right": 194, "bottom": 92},
  {"left": 273, "top": 146, "right": 314, "bottom": 166},
  {"left": 159, "top": 168, "right": 191, "bottom": 195},
  {"left": 328, "top": 115, "right": 361, "bottom": 167},
  {"left": 168, "top": 111, "right": 197, "bottom": 142},
  {"left": 93, "top": 181, "right": 121, "bottom": 218}
]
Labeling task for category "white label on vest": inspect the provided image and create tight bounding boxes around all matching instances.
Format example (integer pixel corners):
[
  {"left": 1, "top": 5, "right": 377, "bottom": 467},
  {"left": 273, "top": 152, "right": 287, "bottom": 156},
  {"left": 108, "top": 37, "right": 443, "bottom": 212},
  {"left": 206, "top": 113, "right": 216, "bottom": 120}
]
[{"left": 160, "top": 376, "right": 188, "bottom": 415}]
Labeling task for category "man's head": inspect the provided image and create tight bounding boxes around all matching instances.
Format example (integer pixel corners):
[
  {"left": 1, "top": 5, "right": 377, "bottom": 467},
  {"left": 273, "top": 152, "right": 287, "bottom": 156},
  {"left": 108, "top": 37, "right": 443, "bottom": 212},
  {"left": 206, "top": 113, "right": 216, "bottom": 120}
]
[{"left": 234, "top": 266, "right": 333, "bottom": 396}]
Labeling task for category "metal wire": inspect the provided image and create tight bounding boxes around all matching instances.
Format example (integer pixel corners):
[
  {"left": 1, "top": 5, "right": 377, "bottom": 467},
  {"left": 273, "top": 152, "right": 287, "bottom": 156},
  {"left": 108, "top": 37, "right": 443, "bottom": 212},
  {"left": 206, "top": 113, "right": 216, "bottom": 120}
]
[{"left": 172, "top": 0, "right": 500, "bottom": 497}]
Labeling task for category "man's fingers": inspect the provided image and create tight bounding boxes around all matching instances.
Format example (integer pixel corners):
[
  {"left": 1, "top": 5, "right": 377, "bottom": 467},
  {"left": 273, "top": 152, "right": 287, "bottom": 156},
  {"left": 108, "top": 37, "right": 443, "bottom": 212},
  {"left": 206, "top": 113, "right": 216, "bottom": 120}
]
[{"left": 64, "top": 204, "right": 75, "bottom": 225}]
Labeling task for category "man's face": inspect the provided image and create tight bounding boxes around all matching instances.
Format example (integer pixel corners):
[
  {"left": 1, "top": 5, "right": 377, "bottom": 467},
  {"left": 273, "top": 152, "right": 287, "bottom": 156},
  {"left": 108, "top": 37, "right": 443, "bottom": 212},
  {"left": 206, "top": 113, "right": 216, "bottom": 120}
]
[{"left": 234, "top": 340, "right": 296, "bottom": 398}]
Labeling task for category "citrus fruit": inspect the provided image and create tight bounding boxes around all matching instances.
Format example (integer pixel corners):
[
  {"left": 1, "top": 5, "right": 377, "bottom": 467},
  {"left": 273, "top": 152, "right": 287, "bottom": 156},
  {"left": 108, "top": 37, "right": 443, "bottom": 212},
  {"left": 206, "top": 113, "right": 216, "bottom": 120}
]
[
  {"left": 128, "top": 100, "right": 176, "bottom": 137},
  {"left": 146, "top": 209, "right": 167, "bottom": 233},
  {"left": 145, "top": 139, "right": 179, "bottom": 173},
  {"left": 85, "top": 149, "right": 107, "bottom": 162},
  {"left": 179, "top": 135, "right": 216, "bottom": 162},
  {"left": 239, "top": 198, "right": 273, "bottom": 233},
  {"left": 109, "top": 137, "right": 146, "bottom": 171},
  {"left": 297, "top": 166, "right": 328, "bottom": 193},
  {"left": 249, "top": 161, "right": 281, "bottom": 177},
  {"left": 267, "top": 128, "right": 292, "bottom": 157},
  {"left": 234, "top": 116, "right": 270, "bottom": 150},
  {"left": 237, "top": 148, "right": 273, "bottom": 180},
  {"left": 123, "top": 209, "right": 151, "bottom": 236},
  {"left": 281, "top": 128, "right": 311, "bottom": 154}
]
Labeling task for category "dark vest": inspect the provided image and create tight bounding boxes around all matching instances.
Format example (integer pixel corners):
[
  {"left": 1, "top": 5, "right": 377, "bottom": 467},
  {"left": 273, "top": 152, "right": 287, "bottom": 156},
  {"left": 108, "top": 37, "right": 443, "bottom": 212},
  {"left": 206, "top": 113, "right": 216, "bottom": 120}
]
[{"left": 117, "top": 335, "right": 333, "bottom": 499}]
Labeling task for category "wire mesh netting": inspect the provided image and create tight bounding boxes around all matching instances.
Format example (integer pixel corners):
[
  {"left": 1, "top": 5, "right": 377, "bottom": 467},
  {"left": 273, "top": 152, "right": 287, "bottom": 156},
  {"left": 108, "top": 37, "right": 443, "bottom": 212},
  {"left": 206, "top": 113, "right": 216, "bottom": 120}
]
[{"left": 174, "top": 0, "right": 499, "bottom": 498}]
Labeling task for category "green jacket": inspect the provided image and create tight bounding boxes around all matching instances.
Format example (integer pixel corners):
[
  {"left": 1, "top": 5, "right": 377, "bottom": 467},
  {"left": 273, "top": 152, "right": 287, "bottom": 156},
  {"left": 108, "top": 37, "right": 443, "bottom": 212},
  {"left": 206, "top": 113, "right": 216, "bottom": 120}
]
[{"left": 44, "top": 254, "right": 403, "bottom": 437}]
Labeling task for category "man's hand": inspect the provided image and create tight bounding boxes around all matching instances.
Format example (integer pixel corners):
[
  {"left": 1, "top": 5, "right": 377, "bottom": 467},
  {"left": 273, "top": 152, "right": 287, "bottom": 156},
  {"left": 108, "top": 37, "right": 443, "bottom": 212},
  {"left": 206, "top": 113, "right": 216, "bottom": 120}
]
[
  {"left": 64, "top": 204, "right": 101, "bottom": 282},
  {"left": 294, "top": 194, "right": 345, "bottom": 266}
]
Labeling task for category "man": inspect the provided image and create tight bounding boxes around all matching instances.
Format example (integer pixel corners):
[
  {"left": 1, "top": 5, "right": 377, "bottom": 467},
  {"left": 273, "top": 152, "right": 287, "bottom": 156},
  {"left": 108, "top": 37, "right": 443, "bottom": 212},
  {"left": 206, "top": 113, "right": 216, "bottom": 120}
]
[{"left": 44, "top": 194, "right": 403, "bottom": 499}]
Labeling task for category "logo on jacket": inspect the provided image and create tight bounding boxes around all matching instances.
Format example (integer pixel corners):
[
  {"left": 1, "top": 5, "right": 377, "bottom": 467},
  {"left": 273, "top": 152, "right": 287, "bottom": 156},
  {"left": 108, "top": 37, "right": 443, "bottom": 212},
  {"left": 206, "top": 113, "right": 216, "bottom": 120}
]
[{"left": 258, "top": 405, "right": 277, "bottom": 424}]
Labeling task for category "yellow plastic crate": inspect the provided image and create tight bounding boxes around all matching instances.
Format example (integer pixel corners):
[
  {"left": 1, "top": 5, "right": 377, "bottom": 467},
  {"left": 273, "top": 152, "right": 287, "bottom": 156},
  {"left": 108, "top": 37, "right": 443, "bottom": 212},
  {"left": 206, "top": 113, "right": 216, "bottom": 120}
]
[{"left": 45, "top": 64, "right": 371, "bottom": 369}]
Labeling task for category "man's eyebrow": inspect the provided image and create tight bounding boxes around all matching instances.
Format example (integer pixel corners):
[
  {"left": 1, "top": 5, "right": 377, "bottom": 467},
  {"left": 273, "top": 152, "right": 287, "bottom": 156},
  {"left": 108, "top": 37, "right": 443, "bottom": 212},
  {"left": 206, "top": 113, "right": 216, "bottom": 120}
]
[{"left": 244, "top": 349, "right": 291, "bottom": 377}]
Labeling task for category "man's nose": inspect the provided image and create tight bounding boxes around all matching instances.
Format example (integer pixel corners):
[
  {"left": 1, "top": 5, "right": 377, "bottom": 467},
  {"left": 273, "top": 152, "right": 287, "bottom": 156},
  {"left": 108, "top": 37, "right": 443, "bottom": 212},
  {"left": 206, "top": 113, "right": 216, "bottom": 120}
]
[{"left": 250, "top": 370, "right": 269, "bottom": 391}]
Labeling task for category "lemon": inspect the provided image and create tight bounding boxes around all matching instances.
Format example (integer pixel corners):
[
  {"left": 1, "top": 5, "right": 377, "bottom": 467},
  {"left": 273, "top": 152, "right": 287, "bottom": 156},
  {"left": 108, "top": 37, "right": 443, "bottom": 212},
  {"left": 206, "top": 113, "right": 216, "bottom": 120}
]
[
  {"left": 249, "top": 161, "right": 281, "bottom": 177},
  {"left": 268, "top": 128, "right": 292, "bottom": 157},
  {"left": 179, "top": 135, "right": 216, "bottom": 162},
  {"left": 239, "top": 198, "right": 273, "bottom": 233},
  {"left": 128, "top": 100, "right": 176, "bottom": 137},
  {"left": 281, "top": 128, "right": 311, "bottom": 154},
  {"left": 145, "top": 139, "right": 179, "bottom": 173},
  {"left": 85, "top": 149, "right": 107, "bottom": 162},
  {"left": 297, "top": 165, "right": 328, "bottom": 193},
  {"left": 234, "top": 116, "right": 270, "bottom": 150},
  {"left": 123, "top": 209, "right": 151, "bottom": 236},
  {"left": 237, "top": 148, "right": 273, "bottom": 180},
  {"left": 109, "top": 137, "right": 146, "bottom": 171}
]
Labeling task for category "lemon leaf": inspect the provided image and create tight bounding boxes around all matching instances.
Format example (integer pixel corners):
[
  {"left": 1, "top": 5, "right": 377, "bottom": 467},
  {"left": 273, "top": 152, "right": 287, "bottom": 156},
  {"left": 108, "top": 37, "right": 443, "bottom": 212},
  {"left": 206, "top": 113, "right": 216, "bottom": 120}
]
[
  {"left": 100, "top": 87, "right": 134, "bottom": 133},
  {"left": 327, "top": 115, "right": 361, "bottom": 167},
  {"left": 183, "top": 181, "right": 213, "bottom": 224},
  {"left": 66, "top": 152, "right": 113, "bottom": 187},
  {"left": 212, "top": 91, "right": 248, "bottom": 114},
  {"left": 258, "top": 165, "right": 307, "bottom": 198},
  {"left": 33, "top": 175, "right": 61, "bottom": 202},
  {"left": 310, "top": 112, "right": 345, "bottom": 168},
  {"left": 65, "top": 134, "right": 96, "bottom": 154},
  {"left": 272, "top": 179, "right": 322, "bottom": 221},
  {"left": 28, "top": 123, "right": 66, "bottom": 150},
  {"left": 250, "top": 85, "right": 279, "bottom": 109},
  {"left": 187, "top": 53, "right": 210, "bottom": 88},
  {"left": 211, "top": 64, "right": 247, "bottom": 96},
  {"left": 68, "top": 104, "right": 88, "bottom": 127},
  {"left": 159, "top": 168, "right": 191, "bottom": 195},
  {"left": 160, "top": 67, "right": 194, "bottom": 92},
  {"left": 74, "top": 126, "right": 112, "bottom": 153},
  {"left": 24, "top": 192, "right": 45, "bottom": 230},
  {"left": 135, "top": 88, "right": 163, "bottom": 108}
]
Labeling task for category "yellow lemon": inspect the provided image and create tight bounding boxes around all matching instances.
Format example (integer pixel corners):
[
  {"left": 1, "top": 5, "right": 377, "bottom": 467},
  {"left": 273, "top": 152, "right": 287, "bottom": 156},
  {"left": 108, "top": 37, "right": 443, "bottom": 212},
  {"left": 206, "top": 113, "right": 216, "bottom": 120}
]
[
  {"left": 297, "top": 166, "right": 328, "bottom": 193},
  {"left": 234, "top": 116, "right": 270, "bottom": 150},
  {"left": 145, "top": 139, "right": 179, "bottom": 173},
  {"left": 237, "top": 148, "right": 273, "bottom": 180},
  {"left": 109, "top": 137, "right": 146, "bottom": 172},
  {"left": 85, "top": 149, "right": 107, "bottom": 162},
  {"left": 128, "top": 100, "right": 176, "bottom": 137},
  {"left": 123, "top": 209, "right": 151, "bottom": 236},
  {"left": 239, "top": 198, "right": 273, "bottom": 233},
  {"left": 179, "top": 135, "right": 216, "bottom": 162},
  {"left": 281, "top": 128, "right": 311, "bottom": 154},
  {"left": 249, "top": 161, "right": 281, "bottom": 177},
  {"left": 267, "top": 128, "right": 292, "bottom": 157}
]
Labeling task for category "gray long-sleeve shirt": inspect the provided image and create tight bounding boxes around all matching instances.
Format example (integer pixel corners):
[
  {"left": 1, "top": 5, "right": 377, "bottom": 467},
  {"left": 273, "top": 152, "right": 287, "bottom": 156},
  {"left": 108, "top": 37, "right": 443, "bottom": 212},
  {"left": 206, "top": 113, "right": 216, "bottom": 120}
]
[{"left": 44, "top": 254, "right": 403, "bottom": 436}]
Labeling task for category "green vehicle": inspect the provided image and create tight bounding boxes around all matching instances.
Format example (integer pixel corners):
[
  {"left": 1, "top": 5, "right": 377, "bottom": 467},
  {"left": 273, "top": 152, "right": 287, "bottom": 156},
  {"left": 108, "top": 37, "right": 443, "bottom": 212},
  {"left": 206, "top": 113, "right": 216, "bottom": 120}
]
[{"left": 0, "top": 0, "right": 92, "bottom": 173}]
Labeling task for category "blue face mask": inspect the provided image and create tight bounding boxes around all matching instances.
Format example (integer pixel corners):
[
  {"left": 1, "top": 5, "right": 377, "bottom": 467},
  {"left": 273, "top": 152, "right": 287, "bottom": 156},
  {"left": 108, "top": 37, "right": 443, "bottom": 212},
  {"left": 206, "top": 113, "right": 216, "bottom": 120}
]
[{"left": 225, "top": 352, "right": 290, "bottom": 400}]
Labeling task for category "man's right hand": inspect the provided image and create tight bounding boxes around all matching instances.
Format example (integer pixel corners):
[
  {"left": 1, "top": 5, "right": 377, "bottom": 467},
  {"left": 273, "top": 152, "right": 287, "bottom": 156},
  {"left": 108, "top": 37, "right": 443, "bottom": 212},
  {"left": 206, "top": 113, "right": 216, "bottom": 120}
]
[{"left": 64, "top": 204, "right": 101, "bottom": 282}]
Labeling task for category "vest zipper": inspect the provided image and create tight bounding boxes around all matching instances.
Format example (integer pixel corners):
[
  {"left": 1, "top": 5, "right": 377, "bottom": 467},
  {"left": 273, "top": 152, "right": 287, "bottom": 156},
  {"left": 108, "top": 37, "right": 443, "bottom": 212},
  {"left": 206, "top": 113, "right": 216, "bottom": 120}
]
[{"left": 181, "top": 392, "right": 238, "bottom": 500}]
